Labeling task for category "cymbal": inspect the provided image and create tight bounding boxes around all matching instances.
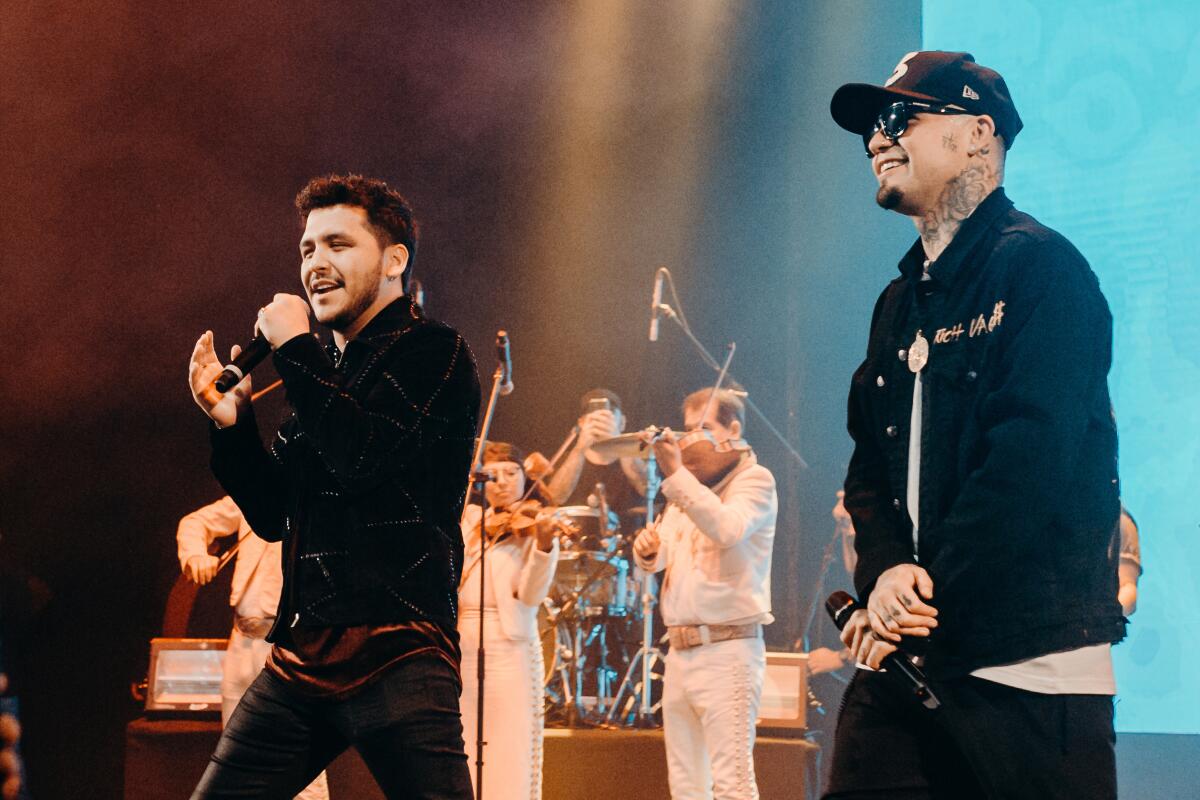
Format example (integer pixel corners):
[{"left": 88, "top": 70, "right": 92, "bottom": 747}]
[{"left": 589, "top": 432, "right": 648, "bottom": 460}]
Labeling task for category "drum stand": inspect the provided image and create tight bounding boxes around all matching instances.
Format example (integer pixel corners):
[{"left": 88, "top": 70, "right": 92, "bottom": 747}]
[
  {"left": 606, "top": 452, "right": 665, "bottom": 728},
  {"left": 545, "top": 565, "right": 622, "bottom": 726}
]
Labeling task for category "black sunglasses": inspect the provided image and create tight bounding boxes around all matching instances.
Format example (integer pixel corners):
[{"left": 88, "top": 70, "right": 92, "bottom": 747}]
[{"left": 863, "top": 101, "right": 972, "bottom": 156}]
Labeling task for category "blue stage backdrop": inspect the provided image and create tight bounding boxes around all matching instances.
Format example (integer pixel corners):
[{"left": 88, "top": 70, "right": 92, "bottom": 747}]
[{"left": 923, "top": 1, "right": 1200, "bottom": 734}]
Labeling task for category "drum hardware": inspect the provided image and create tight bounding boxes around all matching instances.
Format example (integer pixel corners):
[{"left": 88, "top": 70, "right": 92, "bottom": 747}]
[
  {"left": 542, "top": 547, "right": 631, "bottom": 726},
  {"left": 537, "top": 434, "right": 670, "bottom": 729},
  {"left": 549, "top": 506, "right": 618, "bottom": 554},
  {"left": 604, "top": 447, "right": 665, "bottom": 728}
]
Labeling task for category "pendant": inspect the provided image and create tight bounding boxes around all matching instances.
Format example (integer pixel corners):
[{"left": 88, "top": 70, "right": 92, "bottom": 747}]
[{"left": 907, "top": 330, "right": 929, "bottom": 374}]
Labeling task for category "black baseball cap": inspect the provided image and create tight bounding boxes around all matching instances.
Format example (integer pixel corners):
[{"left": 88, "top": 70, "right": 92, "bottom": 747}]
[{"left": 831, "top": 51, "right": 1023, "bottom": 149}]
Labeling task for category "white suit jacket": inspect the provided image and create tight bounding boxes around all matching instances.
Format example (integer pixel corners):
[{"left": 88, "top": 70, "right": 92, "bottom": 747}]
[
  {"left": 633, "top": 454, "right": 777, "bottom": 627},
  {"left": 176, "top": 495, "right": 282, "bottom": 617},
  {"left": 460, "top": 504, "right": 560, "bottom": 641}
]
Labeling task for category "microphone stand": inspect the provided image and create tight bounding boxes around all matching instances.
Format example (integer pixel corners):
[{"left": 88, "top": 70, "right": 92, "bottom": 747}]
[
  {"left": 465, "top": 357, "right": 509, "bottom": 800},
  {"left": 652, "top": 269, "right": 808, "bottom": 470}
]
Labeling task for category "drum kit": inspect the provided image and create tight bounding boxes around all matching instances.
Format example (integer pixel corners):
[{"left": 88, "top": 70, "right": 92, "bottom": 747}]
[{"left": 538, "top": 432, "right": 667, "bottom": 728}]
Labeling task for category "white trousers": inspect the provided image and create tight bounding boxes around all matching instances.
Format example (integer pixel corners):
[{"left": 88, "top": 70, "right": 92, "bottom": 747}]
[
  {"left": 222, "top": 626, "right": 331, "bottom": 800},
  {"left": 459, "top": 611, "right": 545, "bottom": 800},
  {"left": 663, "top": 636, "right": 765, "bottom": 800}
]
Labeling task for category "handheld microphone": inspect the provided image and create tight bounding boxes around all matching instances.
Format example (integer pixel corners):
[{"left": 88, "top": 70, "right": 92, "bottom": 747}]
[
  {"left": 214, "top": 335, "right": 272, "bottom": 393},
  {"left": 496, "top": 330, "right": 514, "bottom": 396},
  {"left": 825, "top": 590, "right": 941, "bottom": 710},
  {"left": 649, "top": 268, "right": 664, "bottom": 342}
]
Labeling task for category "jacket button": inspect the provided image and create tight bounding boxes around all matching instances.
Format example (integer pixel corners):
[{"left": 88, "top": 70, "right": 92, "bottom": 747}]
[
  {"left": 892, "top": 498, "right": 901, "bottom": 510},
  {"left": 886, "top": 425, "right": 898, "bottom": 437},
  {"left": 966, "top": 370, "right": 977, "bottom": 381},
  {"left": 898, "top": 349, "right": 907, "bottom": 361},
  {"left": 876, "top": 375, "right": 886, "bottom": 387}
]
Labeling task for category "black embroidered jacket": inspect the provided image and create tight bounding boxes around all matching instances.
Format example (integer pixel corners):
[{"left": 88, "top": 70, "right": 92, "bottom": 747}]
[
  {"left": 844, "top": 188, "right": 1126, "bottom": 678},
  {"left": 211, "top": 297, "right": 480, "bottom": 642}
]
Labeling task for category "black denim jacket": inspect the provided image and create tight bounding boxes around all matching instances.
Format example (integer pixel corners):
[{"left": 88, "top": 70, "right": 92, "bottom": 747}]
[
  {"left": 211, "top": 297, "right": 480, "bottom": 643},
  {"left": 844, "top": 189, "right": 1125, "bottom": 678}
]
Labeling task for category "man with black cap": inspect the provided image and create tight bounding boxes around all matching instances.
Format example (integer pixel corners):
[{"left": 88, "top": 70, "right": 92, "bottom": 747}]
[
  {"left": 824, "top": 52, "right": 1125, "bottom": 798},
  {"left": 545, "top": 388, "right": 647, "bottom": 528}
]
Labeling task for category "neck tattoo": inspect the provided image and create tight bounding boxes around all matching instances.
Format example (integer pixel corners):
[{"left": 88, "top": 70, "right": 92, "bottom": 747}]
[{"left": 917, "top": 160, "right": 998, "bottom": 260}]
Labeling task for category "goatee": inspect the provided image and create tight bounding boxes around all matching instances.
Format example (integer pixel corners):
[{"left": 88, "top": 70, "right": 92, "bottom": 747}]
[{"left": 876, "top": 185, "right": 902, "bottom": 210}]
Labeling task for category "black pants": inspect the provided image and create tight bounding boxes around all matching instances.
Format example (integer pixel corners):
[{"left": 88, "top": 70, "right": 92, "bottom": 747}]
[
  {"left": 823, "top": 670, "right": 1116, "bottom": 800},
  {"left": 190, "top": 655, "right": 472, "bottom": 800}
]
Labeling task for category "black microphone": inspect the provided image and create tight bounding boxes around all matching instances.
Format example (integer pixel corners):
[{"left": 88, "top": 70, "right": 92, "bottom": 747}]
[
  {"left": 649, "top": 269, "right": 664, "bottom": 342},
  {"left": 213, "top": 335, "right": 272, "bottom": 393},
  {"left": 825, "top": 590, "right": 940, "bottom": 710},
  {"left": 496, "top": 330, "right": 513, "bottom": 396}
]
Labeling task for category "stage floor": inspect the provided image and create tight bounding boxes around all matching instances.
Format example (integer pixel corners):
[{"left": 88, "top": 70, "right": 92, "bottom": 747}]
[{"left": 125, "top": 718, "right": 819, "bottom": 799}]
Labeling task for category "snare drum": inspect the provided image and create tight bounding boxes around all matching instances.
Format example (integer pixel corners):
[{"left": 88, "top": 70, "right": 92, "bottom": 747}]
[{"left": 551, "top": 505, "right": 619, "bottom": 552}]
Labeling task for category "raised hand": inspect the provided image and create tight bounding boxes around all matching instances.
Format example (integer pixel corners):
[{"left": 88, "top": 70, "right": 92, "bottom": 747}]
[
  {"left": 189, "top": 331, "right": 252, "bottom": 428},
  {"left": 255, "top": 293, "right": 311, "bottom": 347},
  {"left": 577, "top": 408, "right": 619, "bottom": 451},
  {"left": 639, "top": 427, "right": 682, "bottom": 477}
]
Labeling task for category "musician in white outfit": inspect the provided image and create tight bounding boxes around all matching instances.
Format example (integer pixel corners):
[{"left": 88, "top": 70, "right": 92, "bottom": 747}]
[
  {"left": 633, "top": 389, "right": 778, "bottom": 800},
  {"left": 176, "top": 496, "right": 330, "bottom": 800},
  {"left": 458, "top": 442, "right": 561, "bottom": 800}
]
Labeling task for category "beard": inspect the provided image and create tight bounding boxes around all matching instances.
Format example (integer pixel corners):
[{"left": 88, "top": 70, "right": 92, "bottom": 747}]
[
  {"left": 876, "top": 184, "right": 903, "bottom": 210},
  {"left": 315, "top": 257, "right": 386, "bottom": 331},
  {"left": 323, "top": 283, "right": 380, "bottom": 331}
]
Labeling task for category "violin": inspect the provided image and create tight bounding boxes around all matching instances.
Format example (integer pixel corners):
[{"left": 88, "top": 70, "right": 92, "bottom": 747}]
[
  {"left": 482, "top": 499, "right": 581, "bottom": 543},
  {"left": 674, "top": 428, "right": 750, "bottom": 455},
  {"left": 483, "top": 499, "right": 548, "bottom": 539},
  {"left": 650, "top": 427, "right": 751, "bottom": 489}
]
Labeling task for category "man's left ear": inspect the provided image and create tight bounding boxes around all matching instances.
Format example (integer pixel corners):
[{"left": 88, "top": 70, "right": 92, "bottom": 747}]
[
  {"left": 971, "top": 115, "right": 997, "bottom": 154},
  {"left": 386, "top": 244, "right": 410, "bottom": 282},
  {"left": 729, "top": 420, "right": 743, "bottom": 439}
]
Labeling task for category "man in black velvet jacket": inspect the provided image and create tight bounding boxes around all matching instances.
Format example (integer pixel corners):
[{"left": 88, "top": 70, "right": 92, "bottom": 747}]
[
  {"left": 188, "top": 175, "right": 479, "bottom": 799},
  {"left": 822, "top": 53, "right": 1124, "bottom": 799}
]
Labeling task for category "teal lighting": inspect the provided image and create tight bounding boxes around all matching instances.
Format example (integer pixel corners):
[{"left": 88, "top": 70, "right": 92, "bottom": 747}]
[{"left": 924, "top": 0, "right": 1200, "bottom": 734}]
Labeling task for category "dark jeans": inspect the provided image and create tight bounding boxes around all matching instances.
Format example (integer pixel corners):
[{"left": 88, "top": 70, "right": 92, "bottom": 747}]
[
  {"left": 190, "top": 655, "right": 472, "bottom": 799},
  {"left": 823, "top": 670, "right": 1116, "bottom": 800}
]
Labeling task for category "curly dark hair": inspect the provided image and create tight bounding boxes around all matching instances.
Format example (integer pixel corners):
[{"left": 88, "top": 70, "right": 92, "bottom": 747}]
[{"left": 295, "top": 174, "right": 419, "bottom": 291}]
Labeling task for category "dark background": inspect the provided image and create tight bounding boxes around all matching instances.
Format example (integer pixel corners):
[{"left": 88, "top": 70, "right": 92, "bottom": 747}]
[{"left": 0, "top": 2, "right": 921, "bottom": 796}]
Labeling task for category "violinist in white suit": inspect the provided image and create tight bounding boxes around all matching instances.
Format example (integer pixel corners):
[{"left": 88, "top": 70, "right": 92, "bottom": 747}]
[{"left": 633, "top": 389, "right": 778, "bottom": 800}]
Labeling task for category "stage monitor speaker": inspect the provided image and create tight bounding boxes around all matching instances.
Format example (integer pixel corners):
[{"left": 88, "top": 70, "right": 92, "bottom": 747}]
[
  {"left": 144, "top": 637, "right": 226, "bottom": 717},
  {"left": 757, "top": 651, "right": 808, "bottom": 730}
]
